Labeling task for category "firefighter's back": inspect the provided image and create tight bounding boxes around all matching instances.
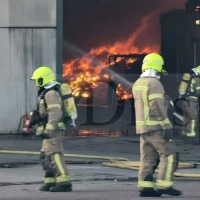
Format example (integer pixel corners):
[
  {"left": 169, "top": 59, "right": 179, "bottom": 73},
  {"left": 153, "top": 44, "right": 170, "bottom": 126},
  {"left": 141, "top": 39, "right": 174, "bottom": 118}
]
[{"left": 132, "top": 77, "right": 165, "bottom": 134}]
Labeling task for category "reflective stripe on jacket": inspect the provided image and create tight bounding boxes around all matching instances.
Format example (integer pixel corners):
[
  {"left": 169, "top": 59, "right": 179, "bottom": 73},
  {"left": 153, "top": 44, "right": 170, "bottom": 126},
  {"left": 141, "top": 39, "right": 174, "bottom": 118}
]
[
  {"left": 187, "top": 77, "right": 200, "bottom": 100},
  {"left": 132, "top": 77, "right": 172, "bottom": 134}
]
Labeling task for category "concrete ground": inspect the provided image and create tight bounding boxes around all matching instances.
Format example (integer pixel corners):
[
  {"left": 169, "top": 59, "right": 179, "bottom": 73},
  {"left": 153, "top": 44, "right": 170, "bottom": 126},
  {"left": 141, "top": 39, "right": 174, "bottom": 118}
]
[{"left": 0, "top": 135, "right": 200, "bottom": 199}]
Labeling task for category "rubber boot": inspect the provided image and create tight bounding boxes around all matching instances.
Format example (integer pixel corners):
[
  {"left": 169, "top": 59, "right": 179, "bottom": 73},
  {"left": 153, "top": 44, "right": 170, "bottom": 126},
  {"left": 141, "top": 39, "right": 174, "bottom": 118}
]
[
  {"left": 157, "top": 187, "right": 182, "bottom": 196},
  {"left": 186, "top": 132, "right": 196, "bottom": 137},
  {"left": 139, "top": 188, "right": 162, "bottom": 197},
  {"left": 50, "top": 183, "right": 72, "bottom": 192},
  {"left": 39, "top": 183, "right": 56, "bottom": 191}
]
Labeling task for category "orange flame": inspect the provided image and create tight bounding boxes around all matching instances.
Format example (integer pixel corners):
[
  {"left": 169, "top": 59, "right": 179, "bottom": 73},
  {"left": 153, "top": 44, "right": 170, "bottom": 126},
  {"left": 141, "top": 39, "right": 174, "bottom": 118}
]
[{"left": 63, "top": 12, "right": 160, "bottom": 101}]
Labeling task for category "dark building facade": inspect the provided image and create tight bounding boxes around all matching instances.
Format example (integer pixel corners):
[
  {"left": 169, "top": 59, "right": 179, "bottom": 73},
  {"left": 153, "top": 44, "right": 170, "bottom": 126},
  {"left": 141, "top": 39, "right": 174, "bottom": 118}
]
[
  {"left": 160, "top": 1, "right": 200, "bottom": 141},
  {"left": 161, "top": 0, "right": 200, "bottom": 76},
  {"left": 160, "top": 0, "right": 200, "bottom": 102}
]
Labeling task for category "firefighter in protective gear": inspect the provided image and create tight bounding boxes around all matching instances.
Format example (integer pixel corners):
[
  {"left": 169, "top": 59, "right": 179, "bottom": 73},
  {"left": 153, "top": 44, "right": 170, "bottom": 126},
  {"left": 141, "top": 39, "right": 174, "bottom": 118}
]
[
  {"left": 178, "top": 66, "right": 200, "bottom": 137},
  {"left": 132, "top": 53, "right": 182, "bottom": 197},
  {"left": 30, "top": 66, "right": 77, "bottom": 192}
]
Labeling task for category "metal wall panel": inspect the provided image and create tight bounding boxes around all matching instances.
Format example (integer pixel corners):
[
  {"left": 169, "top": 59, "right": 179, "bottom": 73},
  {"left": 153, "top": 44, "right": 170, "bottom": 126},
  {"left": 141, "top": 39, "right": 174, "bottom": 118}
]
[
  {"left": 0, "top": 28, "right": 56, "bottom": 133},
  {"left": 0, "top": 29, "right": 11, "bottom": 133},
  {"left": 8, "top": 0, "right": 56, "bottom": 27},
  {"left": 0, "top": 0, "right": 9, "bottom": 27},
  {"left": 0, "top": 0, "right": 56, "bottom": 28}
]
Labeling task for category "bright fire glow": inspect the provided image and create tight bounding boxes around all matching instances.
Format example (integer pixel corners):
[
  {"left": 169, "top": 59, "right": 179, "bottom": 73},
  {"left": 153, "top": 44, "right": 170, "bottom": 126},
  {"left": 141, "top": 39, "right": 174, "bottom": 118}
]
[{"left": 63, "top": 12, "right": 160, "bottom": 101}]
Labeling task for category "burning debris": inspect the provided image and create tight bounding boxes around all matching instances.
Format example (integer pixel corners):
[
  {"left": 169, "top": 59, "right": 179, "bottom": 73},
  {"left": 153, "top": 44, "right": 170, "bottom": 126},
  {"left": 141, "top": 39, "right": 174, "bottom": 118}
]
[{"left": 63, "top": 12, "right": 160, "bottom": 102}]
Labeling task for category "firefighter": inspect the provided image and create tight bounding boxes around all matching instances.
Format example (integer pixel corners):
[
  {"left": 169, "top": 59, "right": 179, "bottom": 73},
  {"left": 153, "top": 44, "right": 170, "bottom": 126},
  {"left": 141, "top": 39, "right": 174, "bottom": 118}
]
[
  {"left": 132, "top": 53, "right": 182, "bottom": 197},
  {"left": 178, "top": 66, "right": 200, "bottom": 137},
  {"left": 29, "top": 66, "right": 77, "bottom": 192}
]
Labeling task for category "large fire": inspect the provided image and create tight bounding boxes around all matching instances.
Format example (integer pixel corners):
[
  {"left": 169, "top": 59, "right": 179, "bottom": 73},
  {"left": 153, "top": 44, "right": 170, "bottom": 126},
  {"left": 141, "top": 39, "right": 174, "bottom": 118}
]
[{"left": 63, "top": 12, "right": 160, "bottom": 102}]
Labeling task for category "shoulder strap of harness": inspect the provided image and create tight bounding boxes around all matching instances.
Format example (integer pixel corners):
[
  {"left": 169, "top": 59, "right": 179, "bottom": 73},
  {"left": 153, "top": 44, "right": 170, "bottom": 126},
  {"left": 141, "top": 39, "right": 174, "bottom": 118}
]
[{"left": 37, "top": 88, "right": 51, "bottom": 109}]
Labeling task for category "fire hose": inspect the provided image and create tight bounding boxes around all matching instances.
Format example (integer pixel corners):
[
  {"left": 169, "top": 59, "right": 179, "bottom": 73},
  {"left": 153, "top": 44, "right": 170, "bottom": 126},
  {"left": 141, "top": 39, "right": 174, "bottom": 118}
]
[{"left": 0, "top": 150, "right": 200, "bottom": 178}]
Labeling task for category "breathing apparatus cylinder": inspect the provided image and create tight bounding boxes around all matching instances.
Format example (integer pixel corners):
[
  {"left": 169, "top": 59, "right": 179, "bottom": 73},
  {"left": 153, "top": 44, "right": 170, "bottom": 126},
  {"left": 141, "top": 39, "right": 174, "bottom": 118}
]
[
  {"left": 59, "top": 83, "right": 77, "bottom": 118},
  {"left": 178, "top": 73, "right": 191, "bottom": 96}
]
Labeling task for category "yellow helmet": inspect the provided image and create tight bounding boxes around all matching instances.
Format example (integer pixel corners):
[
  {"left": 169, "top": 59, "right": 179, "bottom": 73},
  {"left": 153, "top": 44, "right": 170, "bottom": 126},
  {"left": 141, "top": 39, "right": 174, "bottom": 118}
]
[
  {"left": 142, "top": 52, "right": 167, "bottom": 74},
  {"left": 197, "top": 65, "right": 200, "bottom": 75},
  {"left": 30, "top": 66, "right": 55, "bottom": 87}
]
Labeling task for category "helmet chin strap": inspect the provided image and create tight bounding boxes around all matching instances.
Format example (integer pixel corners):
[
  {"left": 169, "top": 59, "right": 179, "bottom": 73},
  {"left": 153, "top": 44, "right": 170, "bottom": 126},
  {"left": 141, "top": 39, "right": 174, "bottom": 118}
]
[{"left": 140, "top": 69, "right": 160, "bottom": 79}]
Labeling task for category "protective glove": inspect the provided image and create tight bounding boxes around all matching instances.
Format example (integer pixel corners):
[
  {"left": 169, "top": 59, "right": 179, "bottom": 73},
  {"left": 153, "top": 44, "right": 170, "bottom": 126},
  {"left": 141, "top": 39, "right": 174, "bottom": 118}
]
[
  {"left": 163, "top": 129, "right": 174, "bottom": 140},
  {"left": 28, "top": 110, "right": 42, "bottom": 128}
]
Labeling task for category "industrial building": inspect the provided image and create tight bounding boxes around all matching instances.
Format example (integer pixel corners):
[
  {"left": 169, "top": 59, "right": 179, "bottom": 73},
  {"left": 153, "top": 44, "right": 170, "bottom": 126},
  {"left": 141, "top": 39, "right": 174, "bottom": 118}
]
[
  {"left": 1, "top": 0, "right": 200, "bottom": 136},
  {"left": 0, "top": 0, "right": 61, "bottom": 133}
]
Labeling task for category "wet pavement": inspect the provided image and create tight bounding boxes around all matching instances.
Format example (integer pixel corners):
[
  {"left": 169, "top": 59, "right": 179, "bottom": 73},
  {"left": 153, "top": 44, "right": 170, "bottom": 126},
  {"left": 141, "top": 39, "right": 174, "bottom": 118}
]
[{"left": 0, "top": 135, "right": 200, "bottom": 199}]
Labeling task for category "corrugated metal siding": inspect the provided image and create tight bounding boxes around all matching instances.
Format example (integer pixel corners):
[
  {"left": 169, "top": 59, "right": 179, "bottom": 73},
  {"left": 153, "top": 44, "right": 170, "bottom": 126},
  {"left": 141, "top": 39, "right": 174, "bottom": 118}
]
[
  {"left": 0, "top": 29, "right": 11, "bottom": 133},
  {"left": 0, "top": 28, "right": 56, "bottom": 133},
  {"left": 0, "top": 0, "right": 9, "bottom": 27},
  {"left": 0, "top": 0, "right": 56, "bottom": 28},
  {"left": 9, "top": 0, "right": 56, "bottom": 27}
]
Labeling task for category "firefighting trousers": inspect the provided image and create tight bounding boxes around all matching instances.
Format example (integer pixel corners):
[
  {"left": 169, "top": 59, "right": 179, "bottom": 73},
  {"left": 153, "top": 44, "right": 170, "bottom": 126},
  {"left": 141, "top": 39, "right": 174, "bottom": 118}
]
[
  {"left": 40, "top": 131, "right": 71, "bottom": 185},
  {"left": 182, "top": 99, "right": 198, "bottom": 135},
  {"left": 138, "top": 130, "right": 179, "bottom": 189}
]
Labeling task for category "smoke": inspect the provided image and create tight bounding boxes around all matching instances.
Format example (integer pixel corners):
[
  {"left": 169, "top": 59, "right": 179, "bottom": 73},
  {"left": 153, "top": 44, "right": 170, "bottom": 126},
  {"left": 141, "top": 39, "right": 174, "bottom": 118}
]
[
  {"left": 63, "top": 40, "right": 103, "bottom": 67},
  {"left": 64, "top": 0, "right": 186, "bottom": 61}
]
